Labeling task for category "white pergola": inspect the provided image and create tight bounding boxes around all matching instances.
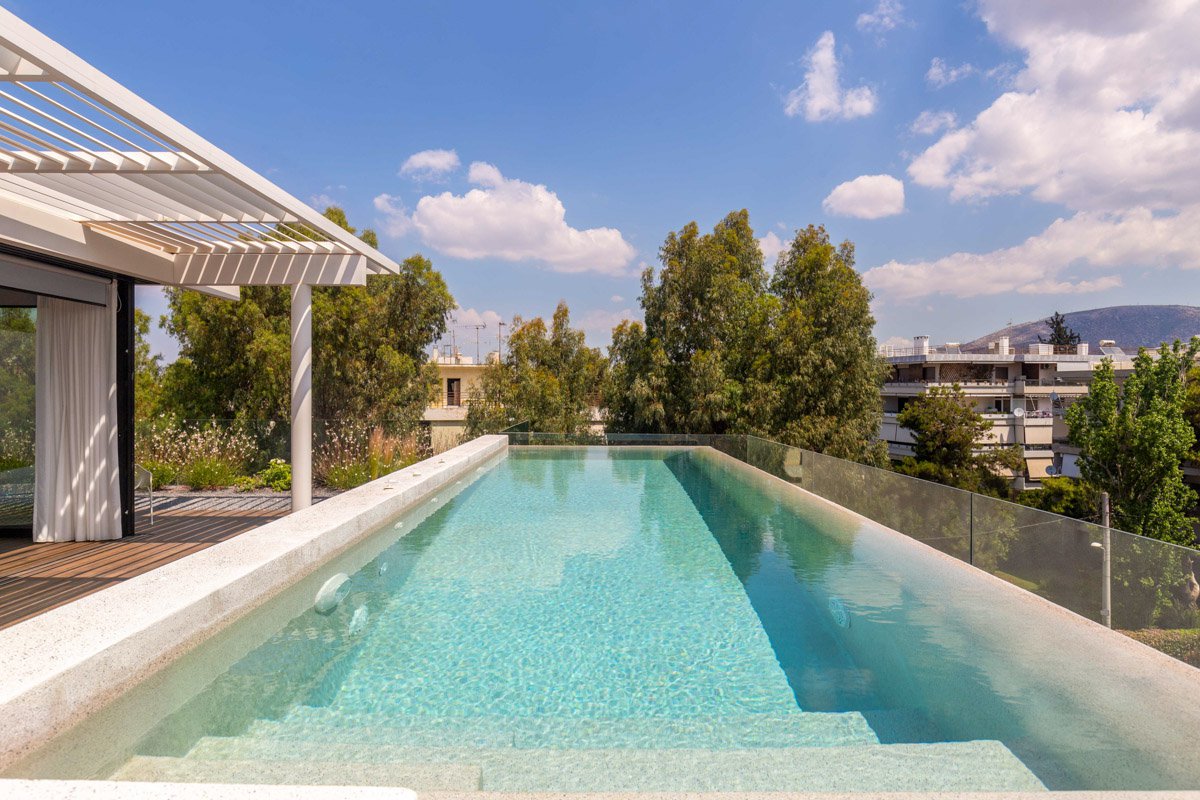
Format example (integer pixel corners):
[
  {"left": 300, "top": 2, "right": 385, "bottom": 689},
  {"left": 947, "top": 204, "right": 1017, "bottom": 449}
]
[{"left": 0, "top": 8, "right": 399, "bottom": 512}]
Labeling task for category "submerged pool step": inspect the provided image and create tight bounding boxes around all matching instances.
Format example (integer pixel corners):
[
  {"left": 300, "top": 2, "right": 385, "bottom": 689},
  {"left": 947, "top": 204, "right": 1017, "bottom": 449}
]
[
  {"left": 178, "top": 737, "right": 1045, "bottom": 792},
  {"left": 109, "top": 755, "right": 481, "bottom": 789},
  {"left": 249, "top": 707, "right": 880, "bottom": 748}
]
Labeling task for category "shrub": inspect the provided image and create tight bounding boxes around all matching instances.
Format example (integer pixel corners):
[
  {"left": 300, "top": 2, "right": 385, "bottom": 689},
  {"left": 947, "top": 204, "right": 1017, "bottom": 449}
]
[
  {"left": 256, "top": 459, "right": 291, "bottom": 492},
  {"left": 182, "top": 457, "right": 238, "bottom": 490},
  {"left": 136, "top": 418, "right": 258, "bottom": 490},
  {"left": 232, "top": 475, "right": 260, "bottom": 492},
  {"left": 141, "top": 460, "right": 178, "bottom": 488},
  {"left": 1122, "top": 627, "right": 1200, "bottom": 667},
  {"left": 315, "top": 424, "right": 424, "bottom": 490},
  {"left": 0, "top": 427, "right": 33, "bottom": 472}
]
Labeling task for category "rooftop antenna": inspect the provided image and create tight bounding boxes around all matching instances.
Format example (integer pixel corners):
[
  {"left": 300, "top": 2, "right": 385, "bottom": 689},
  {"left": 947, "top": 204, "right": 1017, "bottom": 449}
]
[{"left": 473, "top": 324, "right": 485, "bottom": 362}]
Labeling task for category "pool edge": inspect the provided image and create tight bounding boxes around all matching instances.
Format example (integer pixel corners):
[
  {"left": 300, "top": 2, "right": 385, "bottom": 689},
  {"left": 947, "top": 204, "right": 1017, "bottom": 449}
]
[{"left": 0, "top": 435, "right": 508, "bottom": 771}]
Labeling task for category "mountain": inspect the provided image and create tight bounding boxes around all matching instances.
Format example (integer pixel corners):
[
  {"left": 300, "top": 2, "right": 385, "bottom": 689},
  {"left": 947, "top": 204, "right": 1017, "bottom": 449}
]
[{"left": 962, "top": 306, "right": 1200, "bottom": 353}]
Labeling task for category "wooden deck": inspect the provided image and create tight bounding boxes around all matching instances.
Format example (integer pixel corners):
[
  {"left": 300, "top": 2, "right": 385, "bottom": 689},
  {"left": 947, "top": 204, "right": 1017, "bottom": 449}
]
[{"left": 0, "top": 495, "right": 293, "bottom": 630}]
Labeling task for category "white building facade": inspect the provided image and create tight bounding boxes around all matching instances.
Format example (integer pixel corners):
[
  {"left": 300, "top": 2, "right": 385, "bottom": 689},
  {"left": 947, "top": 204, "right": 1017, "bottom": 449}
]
[{"left": 879, "top": 335, "right": 1131, "bottom": 487}]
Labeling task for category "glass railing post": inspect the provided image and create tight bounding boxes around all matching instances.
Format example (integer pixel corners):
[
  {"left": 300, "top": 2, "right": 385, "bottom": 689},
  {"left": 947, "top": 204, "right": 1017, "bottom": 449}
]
[
  {"left": 1100, "top": 492, "right": 1112, "bottom": 628},
  {"left": 969, "top": 492, "right": 974, "bottom": 566}
]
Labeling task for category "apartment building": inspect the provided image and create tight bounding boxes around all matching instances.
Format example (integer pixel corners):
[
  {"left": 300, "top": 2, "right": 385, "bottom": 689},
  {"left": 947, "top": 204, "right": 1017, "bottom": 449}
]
[
  {"left": 879, "top": 335, "right": 1132, "bottom": 487},
  {"left": 421, "top": 347, "right": 494, "bottom": 453}
]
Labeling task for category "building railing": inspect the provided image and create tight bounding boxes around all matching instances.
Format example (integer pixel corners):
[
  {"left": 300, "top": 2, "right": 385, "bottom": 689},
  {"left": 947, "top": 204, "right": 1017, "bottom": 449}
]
[{"left": 503, "top": 431, "right": 1200, "bottom": 657}]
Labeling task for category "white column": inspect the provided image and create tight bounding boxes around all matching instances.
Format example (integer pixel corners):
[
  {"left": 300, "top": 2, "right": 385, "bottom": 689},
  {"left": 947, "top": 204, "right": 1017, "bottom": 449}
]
[{"left": 290, "top": 283, "right": 312, "bottom": 511}]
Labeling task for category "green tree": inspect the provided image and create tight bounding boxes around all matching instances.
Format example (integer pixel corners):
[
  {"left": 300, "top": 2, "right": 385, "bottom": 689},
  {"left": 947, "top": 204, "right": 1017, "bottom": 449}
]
[
  {"left": 605, "top": 212, "right": 882, "bottom": 462},
  {"left": 467, "top": 302, "right": 605, "bottom": 435},
  {"left": 1014, "top": 476, "right": 1099, "bottom": 520},
  {"left": 1066, "top": 340, "right": 1199, "bottom": 544},
  {"left": 133, "top": 308, "right": 163, "bottom": 423},
  {"left": 0, "top": 307, "right": 35, "bottom": 469},
  {"left": 159, "top": 207, "right": 453, "bottom": 430},
  {"left": 637, "top": 210, "right": 771, "bottom": 433},
  {"left": 1038, "top": 311, "right": 1081, "bottom": 347},
  {"left": 749, "top": 225, "right": 887, "bottom": 463},
  {"left": 895, "top": 384, "right": 1023, "bottom": 495}
]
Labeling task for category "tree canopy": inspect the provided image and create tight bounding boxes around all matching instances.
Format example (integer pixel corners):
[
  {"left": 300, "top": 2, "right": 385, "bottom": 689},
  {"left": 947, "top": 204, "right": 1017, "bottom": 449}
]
[
  {"left": 1038, "top": 311, "right": 1081, "bottom": 347},
  {"left": 466, "top": 302, "right": 605, "bottom": 435},
  {"left": 894, "top": 384, "right": 1023, "bottom": 495},
  {"left": 605, "top": 212, "right": 884, "bottom": 463},
  {"left": 152, "top": 207, "right": 454, "bottom": 431},
  {"left": 1066, "top": 340, "right": 1200, "bottom": 544}
]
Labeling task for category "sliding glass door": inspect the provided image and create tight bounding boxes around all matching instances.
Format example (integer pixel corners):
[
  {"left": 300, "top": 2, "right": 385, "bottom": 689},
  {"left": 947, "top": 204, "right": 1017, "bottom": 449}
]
[{"left": 0, "top": 302, "right": 35, "bottom": 530}]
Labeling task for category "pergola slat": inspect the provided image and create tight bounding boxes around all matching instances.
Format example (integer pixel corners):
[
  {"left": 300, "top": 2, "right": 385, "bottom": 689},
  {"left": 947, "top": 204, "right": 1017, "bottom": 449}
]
[{"left": 0, "top": 11, "right": 397, "bottom": 280}]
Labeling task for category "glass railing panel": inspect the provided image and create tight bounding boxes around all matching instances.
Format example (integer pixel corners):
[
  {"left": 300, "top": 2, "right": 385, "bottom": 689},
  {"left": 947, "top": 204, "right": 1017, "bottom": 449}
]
[
  {"left": 1107, "top": 530, "right": 1200, "bottom": 635},
  {"left": 970, "top": 495, "right": 1104, "bottom": 622},
  {"left": 804, "top": 448, "right": 973, "bottom": 560}
]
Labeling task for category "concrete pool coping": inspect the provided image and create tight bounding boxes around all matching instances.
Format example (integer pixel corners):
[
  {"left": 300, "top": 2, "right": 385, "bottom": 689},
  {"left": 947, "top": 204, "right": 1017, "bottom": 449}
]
[
  {"left": 2, "top": 439, "right": 1200, "bottom": 798},
  {"left": 0, "top": 435, "right": 508, "bottom": 770},
  {"left": 3, "top": 783, "right": 1200, "bottom": 799}
]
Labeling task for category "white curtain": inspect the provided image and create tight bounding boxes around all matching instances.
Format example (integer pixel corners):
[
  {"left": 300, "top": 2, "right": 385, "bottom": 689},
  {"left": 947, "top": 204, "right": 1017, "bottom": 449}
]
[{"left": 33, "top": 282, "right": 122, "bottom": 542}]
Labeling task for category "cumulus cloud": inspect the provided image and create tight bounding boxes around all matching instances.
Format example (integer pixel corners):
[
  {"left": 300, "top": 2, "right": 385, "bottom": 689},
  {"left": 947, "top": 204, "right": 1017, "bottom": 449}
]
[
  {"left": 926, "top": 57, "right": 976, "bottom": 88},
  {"left": 911, "top": 1, "right": 1200, "bottom": 210},
  {"left": 863, "top": 206, "right": 1200, "bottom": 299},
  {"left": 372, "top": 193, "right": 413, "bottom": 238},
  {"left": 399, "top": 149, "right": 461, "bottom": 180},
  {"left": 823, "top": 175, "right": 905, "bottom": 219},
  {"left": 610, "top": 294, "right": 624, "bottom": 303},
  {"left": 309, "top": 193, "right": 338, "bottom": 210},
  {"left": 579, "top": 307, "right": 641, "bottom": 345},
  {"left": 784, "top": 32, "right": 877, "bottom": 122},
  {"left": 453, "top": 306, "right": 504, "bottom": 327},
  {"left": 758, "top": 231, "right": 788, "bottom": 265},
  {"left": 879, "top": 0, "right": 1200, "bottom": 302},
  {"left": 910, "top": 109, "right": 958, "bottom": 136},
  {"left": 857, "top": 0, "right": 906, "bottom": 34},
  {"left": 389, "top": 162, "right": 636, "bottom": 275}
]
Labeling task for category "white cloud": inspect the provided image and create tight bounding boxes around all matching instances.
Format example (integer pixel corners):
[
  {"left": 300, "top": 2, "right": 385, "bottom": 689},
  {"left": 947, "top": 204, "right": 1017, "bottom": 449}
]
[
  {"left": 879, "top": 0, "right": 1200, "bottom": 302},
  {"left": 784, "top": 32, "right": 877, "bottom": 122},
  {"left": 579, "top": 307, "right": 641, "bottom": 345},
  {"left": 857, "top": 0, "right": 906, "bottom": 34},
  {"left": 910, "top": 109, "right": 958, "bottom": 136},
  {"left": 879, "top": 335, "right": 913, "bottom": 352},
  {"left": 758, "top": 231, "right": 787, "bottom": 265},
  {"left": 610, "top": 294, "right": 624, "bottom": 303},
  {"left": 911, "top": 1, "right": 1200, "bottom": 211},
  {"left": 399, "top": 149, "right": 461, "bottom": 180},
  {"left": 401, "top": 162, "right": 635, "bottom": 275},
  {"left": 926, "top": 57, "right": 976, "bottom": 88},
  {"left": 453, "top": 306, "right": 504, "bottom": 327},
  {"left": 309, "top": 193, "right": 337, "bottom": 210},
  {"left": 863, "top": 206, "right": 1200, "bottom": 299},
  {"left": 823, "top": 175, "right": 905, "bottom": 219},
  {"left": 372, "top": 193, "right": 413, "bottom": 238}
]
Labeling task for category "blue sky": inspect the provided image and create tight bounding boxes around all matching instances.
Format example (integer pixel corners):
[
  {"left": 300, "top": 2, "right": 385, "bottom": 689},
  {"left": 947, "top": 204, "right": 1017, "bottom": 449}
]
[{"left": 15, "top": 1, "right": 1200, "bottom": 358}]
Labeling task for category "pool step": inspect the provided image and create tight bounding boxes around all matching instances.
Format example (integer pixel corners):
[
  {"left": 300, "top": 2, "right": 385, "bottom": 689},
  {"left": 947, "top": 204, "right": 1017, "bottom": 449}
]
[
  {"left": 110, "top": 755, "right": 481, "bottom": 789},
  {"left": 175, "top": 737, "right": 1045, "bottom": 792},
  {"left": 251, "top": 707, "right": 880, "bottom": 748}
]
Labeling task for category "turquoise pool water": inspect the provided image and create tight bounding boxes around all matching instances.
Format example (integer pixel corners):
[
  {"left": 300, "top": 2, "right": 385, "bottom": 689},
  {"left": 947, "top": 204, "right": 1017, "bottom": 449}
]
[{"left": 11, "top": 447, "right": 1200, "bottom": 792}]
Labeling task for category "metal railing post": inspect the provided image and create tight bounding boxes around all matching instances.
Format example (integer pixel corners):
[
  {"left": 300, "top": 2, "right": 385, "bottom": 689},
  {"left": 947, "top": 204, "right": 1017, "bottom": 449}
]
[
  {"left": 1100, "top": 492, "right": 1112, "bottom": 628},
  {"left": 969, "top": 492, "right": 974, "bottom": 566}
]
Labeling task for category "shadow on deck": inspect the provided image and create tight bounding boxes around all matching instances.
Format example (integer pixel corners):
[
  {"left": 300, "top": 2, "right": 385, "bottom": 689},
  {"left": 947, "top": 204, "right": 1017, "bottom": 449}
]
[{"left": 0, "top": 494, "right": 304, "bottom": 630}]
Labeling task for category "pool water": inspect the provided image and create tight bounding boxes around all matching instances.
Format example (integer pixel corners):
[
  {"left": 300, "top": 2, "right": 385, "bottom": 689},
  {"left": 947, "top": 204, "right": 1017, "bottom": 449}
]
[{"left": 11, "top": 448, "right": 1200, "bottom": 792}]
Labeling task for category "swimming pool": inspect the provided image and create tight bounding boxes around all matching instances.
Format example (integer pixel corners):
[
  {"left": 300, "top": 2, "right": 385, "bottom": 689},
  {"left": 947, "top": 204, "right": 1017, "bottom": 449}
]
[{"left": 7, "top": 446, "right": 1200, "bottom": 792}]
